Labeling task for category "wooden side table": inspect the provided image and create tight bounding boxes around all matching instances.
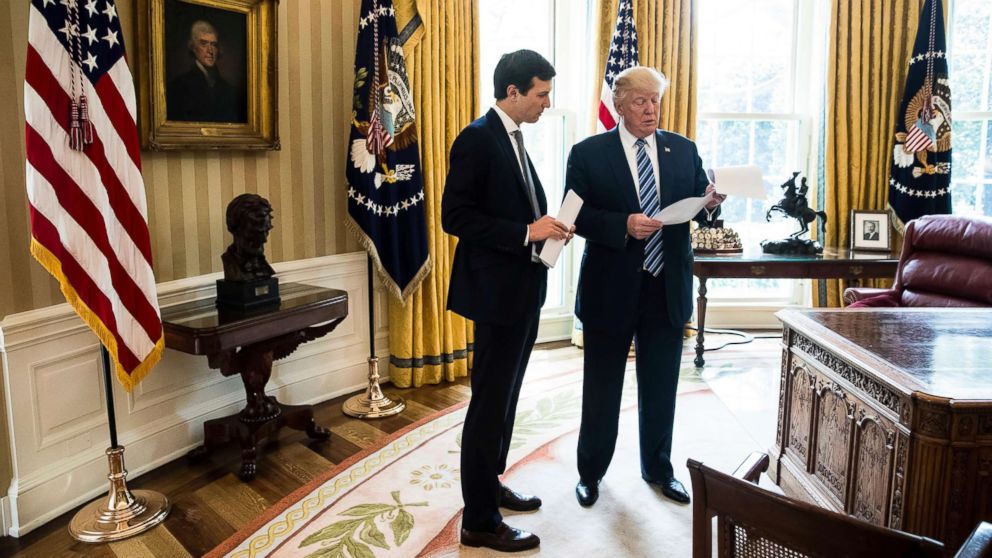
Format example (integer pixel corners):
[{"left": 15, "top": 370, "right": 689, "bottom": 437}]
[
  {"left": 692, "top": 247, "right": 899, "bottom": 366},
  {"left": 162, "top": 282, "right": 349, "bottom": 480}
]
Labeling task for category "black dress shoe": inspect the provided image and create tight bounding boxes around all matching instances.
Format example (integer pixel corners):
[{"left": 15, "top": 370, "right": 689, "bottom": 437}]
[
  {"left": 575, "top": 478, "right": 600, "bottom": 507},
  {"left": 500, "top": 484, "right": 542, "bottom": 511},
  {"left": 461, "top": 522, "right": 540, "bottom": 552},
  {"left": 647, "top": 477, "right": 691, "bottom": 504}
]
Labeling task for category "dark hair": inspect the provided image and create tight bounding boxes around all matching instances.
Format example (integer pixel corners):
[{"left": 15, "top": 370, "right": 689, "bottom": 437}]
[{"left": 493, "top": 49, "right": 556, "bottom": 100}]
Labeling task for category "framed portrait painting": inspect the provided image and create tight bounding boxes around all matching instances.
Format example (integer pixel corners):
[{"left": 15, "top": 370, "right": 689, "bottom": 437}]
[
  {"left": 138, "top": 0, "right": 278, "bottom": 150},
  {"left": 850, "top": 210, "right": 892, "bottom": 252}
]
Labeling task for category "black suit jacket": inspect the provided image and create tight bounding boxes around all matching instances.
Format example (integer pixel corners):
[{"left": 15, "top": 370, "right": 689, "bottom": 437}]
[
  {"left": 566, "top": 128, "right": 712, "bottom": 333},
  {"left": 442, "top": 109, "right": 549, "bottom": 326}
]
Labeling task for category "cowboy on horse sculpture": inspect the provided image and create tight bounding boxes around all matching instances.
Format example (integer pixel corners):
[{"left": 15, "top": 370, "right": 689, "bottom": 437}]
[{"left": 762, "top": 172, "right": 827, "bottom": 254}]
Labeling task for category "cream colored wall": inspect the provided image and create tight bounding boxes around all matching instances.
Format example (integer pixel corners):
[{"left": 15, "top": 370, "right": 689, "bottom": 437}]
[{"left": 0, "top": 0, "right": 363, "bottom": 523}]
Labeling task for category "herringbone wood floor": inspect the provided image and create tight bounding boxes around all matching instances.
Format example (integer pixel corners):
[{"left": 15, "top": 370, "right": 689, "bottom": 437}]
[{"left": 0, "top": 368, "right": 477, "bottom": 558}]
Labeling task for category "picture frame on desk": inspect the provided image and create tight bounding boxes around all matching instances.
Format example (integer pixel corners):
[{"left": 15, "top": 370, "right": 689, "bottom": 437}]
[
  {"left": 850, "top": 210, "right": 891, "bottom": 252},
  {"left": 137, "top": 0, "right": 279, "bottom": 150}
]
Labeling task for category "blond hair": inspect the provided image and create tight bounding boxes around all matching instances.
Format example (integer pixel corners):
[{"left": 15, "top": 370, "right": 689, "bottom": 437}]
[{"left": 612, "top": 66, "right": 669, "bottom": 106}]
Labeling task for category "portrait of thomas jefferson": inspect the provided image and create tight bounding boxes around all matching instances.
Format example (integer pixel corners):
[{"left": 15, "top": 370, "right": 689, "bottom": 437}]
[{"left": 165, "top": 3, "right": 248, "bottom": 123}]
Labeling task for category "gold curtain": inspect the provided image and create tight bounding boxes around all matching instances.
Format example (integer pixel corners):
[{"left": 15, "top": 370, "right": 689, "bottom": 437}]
[
  {"left": 387, "top": 0, "right": 478, "bottom": 388},
  {"left": 818, "top": 0, "right": 933, "bottom": 306},
  {"left": 594, "top": 0, "right": 699, "bottom": 138}
]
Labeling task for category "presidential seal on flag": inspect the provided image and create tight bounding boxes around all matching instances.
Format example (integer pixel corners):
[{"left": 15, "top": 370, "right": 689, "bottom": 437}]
[
  {"left": 888, "top": 0, "right": 952, "bottom": 232},
  {"left": 346, "top": 0, "right": 430, "bottom": 302}
]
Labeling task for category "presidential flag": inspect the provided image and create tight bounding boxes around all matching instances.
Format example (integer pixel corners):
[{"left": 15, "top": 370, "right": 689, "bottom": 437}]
[
  {"left": 346, "top": 0, "right": 430, "bottom": 301},
  {"left": 25, "top": 0, "right": 163, "bottom": 390},
  {"left": 598, "top": 0, "right": 639, "bottom": 132},
  {"left": 889, "top": 0, "right": 952, "bottom": 232}
]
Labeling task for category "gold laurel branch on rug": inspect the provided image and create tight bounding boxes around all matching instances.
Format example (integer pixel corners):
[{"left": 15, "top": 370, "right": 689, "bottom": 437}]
[
  {"left": 236, "top": 411, "right": 465, "bottom": 558},
  {"left": 298, "top": 491, "right": 428, "bottom": 558},
  {"left": 509, "top": 389, "right": 582, "bottom": 450}
]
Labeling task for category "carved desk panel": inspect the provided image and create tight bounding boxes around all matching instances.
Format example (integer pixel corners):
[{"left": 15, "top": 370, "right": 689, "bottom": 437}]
[{"left": 772, "top": 308, "right": 992, "bottom": 553}]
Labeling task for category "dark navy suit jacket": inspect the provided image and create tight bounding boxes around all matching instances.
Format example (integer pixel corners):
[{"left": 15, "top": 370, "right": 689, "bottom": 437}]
[
  {"left": 442, "top": 109, "right": 549, "bottom": 326},
  {"left": 566, "top": 127, "right": 712, "bottom": 333}
]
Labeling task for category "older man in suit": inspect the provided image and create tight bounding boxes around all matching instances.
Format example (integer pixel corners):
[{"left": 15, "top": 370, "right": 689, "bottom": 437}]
[
  {"left": 442, "top": 49, "right": 572, "bottom": 552},
  {"left": 566, "top": 66, "right": 725, "bottom": 508}
]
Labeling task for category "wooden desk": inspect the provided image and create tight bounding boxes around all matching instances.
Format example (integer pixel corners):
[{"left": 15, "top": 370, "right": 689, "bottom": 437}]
[
  {"left": 162, "top": 282, "right": 348, "bottom": 480},
  {"left": 773, "top": 308, "right": 992, "bottom": 553},
  {"left": 692, "top": 247, "right": 898, "bottom": 366}
]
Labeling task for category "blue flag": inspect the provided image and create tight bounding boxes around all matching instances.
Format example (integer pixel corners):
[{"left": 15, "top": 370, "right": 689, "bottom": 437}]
[
  {"left": 888, "top": 0, "right": 952, "bottom": 232},
  {"left": 346, "top": 0, "right": 430, "bottom": 300}
]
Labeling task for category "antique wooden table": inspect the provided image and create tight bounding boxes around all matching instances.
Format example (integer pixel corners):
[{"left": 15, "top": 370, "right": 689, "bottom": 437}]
[
  {"left": 773, "top": 308, "right": 992, "bottom": 553},
  {"left": 162, "top": 282, "right": 348, "bottom": 480},
  {"left": 692, "top": 247, "right": 899, "bottom": 366}
]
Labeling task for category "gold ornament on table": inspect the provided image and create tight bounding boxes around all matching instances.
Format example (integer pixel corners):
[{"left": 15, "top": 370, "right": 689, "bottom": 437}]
[{"left": 693, "top": 169, "right": 743, "bottom": 254}]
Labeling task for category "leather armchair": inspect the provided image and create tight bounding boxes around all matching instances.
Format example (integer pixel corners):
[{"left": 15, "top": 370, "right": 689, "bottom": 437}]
[{"left": 844, "top": 214, "right": 992, "bottom": 307}]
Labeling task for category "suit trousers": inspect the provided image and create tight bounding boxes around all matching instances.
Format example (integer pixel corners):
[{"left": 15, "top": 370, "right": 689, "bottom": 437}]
[
  {"left": 577, "top": 271, "right": 685, "bottom": 484},
  {"left": 460, "top": 310, "right": 540, "bottom": 532}
]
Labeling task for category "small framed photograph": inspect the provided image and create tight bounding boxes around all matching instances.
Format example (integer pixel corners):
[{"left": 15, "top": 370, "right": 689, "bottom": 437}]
[
  {"left": 137, "top": 0, "right": 278, "bottom": 150},
  {"left": 850, "top": 210, "right": 892, "bottom": 252}
]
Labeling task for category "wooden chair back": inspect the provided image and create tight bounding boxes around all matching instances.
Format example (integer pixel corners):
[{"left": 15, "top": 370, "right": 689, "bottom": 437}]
[{"left": 687, "top": 453, "right": 945, "bottom": 558}]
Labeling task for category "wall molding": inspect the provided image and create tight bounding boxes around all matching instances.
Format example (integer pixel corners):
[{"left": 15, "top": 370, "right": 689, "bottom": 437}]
[{"left": 0, "top": 252, "right": 386, "bottom": 536}]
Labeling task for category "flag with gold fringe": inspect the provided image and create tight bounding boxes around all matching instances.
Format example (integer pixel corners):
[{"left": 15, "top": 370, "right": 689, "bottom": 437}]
[
  {"left": 346, "top": 0, "right": 430, "bottom": 301},
  {"left": 24, "top": 0, "right": 163, "bottom": 390},
  {"left": 888, "top": 0, "right": 952, "bottom": 232}
]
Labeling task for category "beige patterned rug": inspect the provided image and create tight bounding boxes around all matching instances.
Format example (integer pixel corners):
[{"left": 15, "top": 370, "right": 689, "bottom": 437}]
[{"left": 207, "top": 341, "right": 771, "bottom": 558}]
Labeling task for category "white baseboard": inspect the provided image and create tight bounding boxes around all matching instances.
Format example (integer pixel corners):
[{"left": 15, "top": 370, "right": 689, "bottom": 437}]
[{"left": 0, "top": 252, "right": 387, "bottom": 536}]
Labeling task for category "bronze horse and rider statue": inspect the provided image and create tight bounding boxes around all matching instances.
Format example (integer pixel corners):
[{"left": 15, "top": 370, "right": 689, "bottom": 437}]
[{"left": 761, "top": 171, "right": 827, "bottom": 254}]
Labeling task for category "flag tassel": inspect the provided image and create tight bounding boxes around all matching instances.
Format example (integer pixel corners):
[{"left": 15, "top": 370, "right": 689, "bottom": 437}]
[{"left": 69, "top": 99, "right": 84, "bottom": 151}]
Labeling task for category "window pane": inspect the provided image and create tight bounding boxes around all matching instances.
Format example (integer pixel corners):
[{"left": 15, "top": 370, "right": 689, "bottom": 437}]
[
  {"left": 951, "top": 183, "right": 978, "bottom": 214},
  {"left": 954, "top": 120, "right": 982, "bottom": 180},
  {"left": 698, "top": 0, "right": 796, "bottom": 114},
  {"left": 479, "top": 0, "right": 554, "bottom": 106},
  {"left": 950, "top": 0, "right": 992, "bottom": 112}
]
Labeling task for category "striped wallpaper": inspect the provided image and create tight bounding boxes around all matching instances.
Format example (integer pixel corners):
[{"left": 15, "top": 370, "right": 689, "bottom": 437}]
[{"left": 0, "top": 0, "right": 363, "bottom": 319}]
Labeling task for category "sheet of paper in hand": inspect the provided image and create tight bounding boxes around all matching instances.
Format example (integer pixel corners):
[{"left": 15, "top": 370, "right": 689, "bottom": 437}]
[{"left": 539, "top": 190, "right": 584, "bottom": 268}]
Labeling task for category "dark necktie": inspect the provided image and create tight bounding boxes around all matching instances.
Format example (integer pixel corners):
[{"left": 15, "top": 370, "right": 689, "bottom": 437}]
[{"left": 511, "top": 130, "right": 542, "bottom": 262}]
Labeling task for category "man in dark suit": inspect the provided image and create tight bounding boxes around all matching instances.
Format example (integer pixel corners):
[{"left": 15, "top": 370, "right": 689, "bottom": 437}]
[
  {"left": 442, "top": 49, "right": 571, "bottom": 553},
  {"left": 565, "top": 66, "right": 725, "bottom": 508},
  {"left": 166, "top": 20, "right": 244, "bottom": 123}
]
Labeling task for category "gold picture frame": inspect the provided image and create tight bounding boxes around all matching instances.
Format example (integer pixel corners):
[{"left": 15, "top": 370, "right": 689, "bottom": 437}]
[{"left": 138, "top": 0, "right": 278, "bottom": 150}]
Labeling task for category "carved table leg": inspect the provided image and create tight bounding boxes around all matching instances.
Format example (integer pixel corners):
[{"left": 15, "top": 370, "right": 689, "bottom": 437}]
[{"left": 695, "top": 278, "right": 708, "bottom": 367}]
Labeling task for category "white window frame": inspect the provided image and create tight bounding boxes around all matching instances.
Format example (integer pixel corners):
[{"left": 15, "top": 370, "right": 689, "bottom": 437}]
[
  {"left": 947, "top": 0, "right": 992, "bottom": 217},
  {"left": 695, "top": 0, "right": 828, "bottom": 327}
]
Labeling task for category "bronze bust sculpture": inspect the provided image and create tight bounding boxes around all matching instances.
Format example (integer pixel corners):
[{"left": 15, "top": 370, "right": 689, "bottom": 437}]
[
  {"left": 222, "top": 193, "right": 275, "bottom": 282},
  {"left": 217, "top": 194, "right": 279, "bottom": 312}
]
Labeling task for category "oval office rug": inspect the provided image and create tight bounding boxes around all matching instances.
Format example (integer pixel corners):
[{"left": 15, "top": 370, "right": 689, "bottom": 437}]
[{"left": 207, "top": 343, "right": 767, "bottom": 558}]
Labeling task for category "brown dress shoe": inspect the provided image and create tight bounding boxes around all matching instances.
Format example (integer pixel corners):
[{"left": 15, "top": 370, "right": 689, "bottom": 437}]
[
  {"left": 575, "top": 478, "right": 600, "bottom": 507},
  {"left": 461, "top": 522, "right": 540, "bottom": 552},
  {"left": 500, "top": 484, "right": 542, "bottom": 511}
]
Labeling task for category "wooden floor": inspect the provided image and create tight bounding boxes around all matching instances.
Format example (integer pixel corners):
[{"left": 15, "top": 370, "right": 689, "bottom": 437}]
[{"left": 0, "top": 371, "right": 475, "bottom": 557}]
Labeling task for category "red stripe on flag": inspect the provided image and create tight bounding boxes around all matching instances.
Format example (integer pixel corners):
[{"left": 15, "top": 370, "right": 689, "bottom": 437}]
[
  {"left": 29, "top": 207, "right": 142, "bottom": 371},
  {"left": 26, "top": 46, "right": 153, "bottom": 264},
  {"left": 598, "top": 102, "right": 617, "bottom": 130},
  {"left": 94, "top": 74, "right": 141, "bottom": 170},
  {"left": 26, "top": 126, "right": 162, "bottom": 342}
]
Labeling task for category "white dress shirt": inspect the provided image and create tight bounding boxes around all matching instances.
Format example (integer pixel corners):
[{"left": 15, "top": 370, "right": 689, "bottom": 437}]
[
  {"left": 493, "top": 105, "right": 534, "bottom": 246},
  {"left": 617, "top": 121, "right": 661, "bottom": 208}
]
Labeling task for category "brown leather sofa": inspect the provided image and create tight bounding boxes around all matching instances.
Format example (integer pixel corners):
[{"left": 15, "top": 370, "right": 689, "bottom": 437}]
[{"left": 844, "top": 214, "right": 992, "bottom": 307}]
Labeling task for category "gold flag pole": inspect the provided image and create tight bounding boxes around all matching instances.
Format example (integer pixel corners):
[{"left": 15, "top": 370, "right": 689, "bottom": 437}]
[
  {"left": 68, "top": 347, "right": 170, "bottom": 542},
  {"left": 343, "top": 256, "right": 405, "bottom": 419}
]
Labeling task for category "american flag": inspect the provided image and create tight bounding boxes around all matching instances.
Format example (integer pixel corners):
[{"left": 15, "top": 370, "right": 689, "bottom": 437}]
[
  {"left": 24, "top": 0, "right": 163, "bottom": 390},
  {"left": 598, "top": 0, "right": 638, "bottom": 132}
]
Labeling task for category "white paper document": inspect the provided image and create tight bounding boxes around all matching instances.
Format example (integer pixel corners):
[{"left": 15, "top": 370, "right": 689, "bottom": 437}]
[
  {"left": 539, "top": 190, "right": 583, "bottom": 268},
  {"left": 710, "top": 165, "right": 765, "bottom": 198},
  {"left": 654, "top": 192, "right": 713, "bottom": 225}
]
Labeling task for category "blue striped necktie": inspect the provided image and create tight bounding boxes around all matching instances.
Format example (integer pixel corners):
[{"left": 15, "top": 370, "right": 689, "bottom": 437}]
[{"left": 635, "top": 138, "right": 664, "bottom": 276}]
